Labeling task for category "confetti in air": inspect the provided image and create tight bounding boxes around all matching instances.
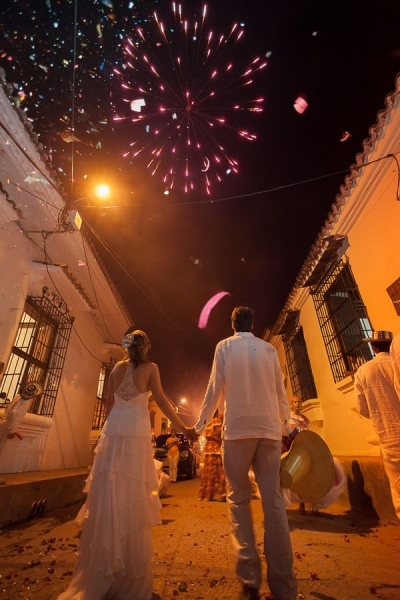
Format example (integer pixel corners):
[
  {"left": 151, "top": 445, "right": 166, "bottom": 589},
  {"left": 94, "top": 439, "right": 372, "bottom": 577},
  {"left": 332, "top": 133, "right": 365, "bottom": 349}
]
[
  {"left": 340, "top": 131, "right": 351, "bottom": 142},
  {"left": 293, "top": 96, "right": 308, "bottom": 114},
  {"left": 114, "top": 3, "right": 266, "bottom": 195},
  {"left": 0, "top": 0, "right": 159, "bottom": 188},
  {"left": 198, "top": 291, "right": 230, "bottom": 329}
]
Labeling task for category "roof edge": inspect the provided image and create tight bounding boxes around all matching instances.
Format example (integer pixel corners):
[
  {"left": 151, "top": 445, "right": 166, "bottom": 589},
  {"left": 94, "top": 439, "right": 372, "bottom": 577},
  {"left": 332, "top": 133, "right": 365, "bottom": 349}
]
[{"left": 270, "top": 71, "right": 400, "bottom": 336}]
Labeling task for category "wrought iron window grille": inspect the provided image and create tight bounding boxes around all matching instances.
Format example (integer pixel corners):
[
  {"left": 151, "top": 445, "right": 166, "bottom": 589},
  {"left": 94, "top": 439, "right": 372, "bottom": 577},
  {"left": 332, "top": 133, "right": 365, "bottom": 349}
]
[
  {"left": 310, "top": 259, "right": 373, "bottom": 383},
  {"left": 0, "top": 286, "right": 74, "bottom": 417},
  {"left": 283, "top": 325, "right": 318, "bottom": 401}
]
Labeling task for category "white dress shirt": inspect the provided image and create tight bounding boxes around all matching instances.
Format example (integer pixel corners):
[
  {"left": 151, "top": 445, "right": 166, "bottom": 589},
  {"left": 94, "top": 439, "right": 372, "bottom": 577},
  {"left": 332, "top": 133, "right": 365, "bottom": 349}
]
[
  {"left": 390, "top": 332, "right": 400, "bottom": 399},
  {"left": 195, "top": 332, "right": 291, "bottom": 440},
  {"left": 354, "top": 352, "right": 400, "bottom": 457}
]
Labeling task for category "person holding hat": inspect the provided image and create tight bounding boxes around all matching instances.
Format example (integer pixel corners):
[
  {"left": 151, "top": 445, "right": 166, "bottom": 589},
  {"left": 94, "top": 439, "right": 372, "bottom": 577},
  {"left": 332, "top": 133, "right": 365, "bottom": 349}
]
[
  {"left": 280, "top": 430, "right": 336, "bottom": 509},
  {"left": 193, "top": 307, "right": 297, "bottom": 600},
  {"left": 282, "top": 397, "right": 346, "bottom": 515},
  {"left": 354, "top": 330, "right": 400, "bottom": 521}
]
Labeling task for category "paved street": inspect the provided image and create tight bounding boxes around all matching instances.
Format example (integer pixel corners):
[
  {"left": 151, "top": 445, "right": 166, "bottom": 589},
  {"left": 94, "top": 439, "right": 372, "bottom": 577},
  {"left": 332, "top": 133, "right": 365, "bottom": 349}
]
[{"left": 0, "top": 474, "right": 399, "bottom": 599}]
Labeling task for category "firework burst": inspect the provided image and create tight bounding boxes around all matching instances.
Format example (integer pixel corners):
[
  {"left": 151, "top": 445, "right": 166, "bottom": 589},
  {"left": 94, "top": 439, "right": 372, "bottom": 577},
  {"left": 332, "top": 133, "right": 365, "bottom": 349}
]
[{"left": 114, "top": 3, "right": 266, "bottom": 194}]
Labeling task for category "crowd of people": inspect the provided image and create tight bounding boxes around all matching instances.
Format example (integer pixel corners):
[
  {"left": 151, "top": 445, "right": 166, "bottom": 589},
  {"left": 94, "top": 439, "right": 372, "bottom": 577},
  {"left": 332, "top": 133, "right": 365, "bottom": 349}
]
[{"left": 2, "top": 309, "right": 400, "bottom": 600}]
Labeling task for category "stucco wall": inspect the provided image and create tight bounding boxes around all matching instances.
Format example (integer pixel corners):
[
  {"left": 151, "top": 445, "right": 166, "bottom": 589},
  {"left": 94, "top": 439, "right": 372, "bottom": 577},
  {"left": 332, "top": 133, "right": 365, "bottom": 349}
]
[
  {"left": 275, "top": 296, "right": 380, "bottom": 458},
  {"left": 0, "top": 232, "right": 117, "bottom": 470},
  {"left": 40, "top": 323, "right": 104, "bottom": 470},
  {"left": 272, "top": 86, "right": 400, "bottom": 461},
  {"left": 343, "top": 180, "right": 400, "bottom": 335},
  {"left": 0, "top": 83, "right": 130, "bottom": 474},
  {"left": 0, "top": 222, "right": 36, "bottom": 361}
]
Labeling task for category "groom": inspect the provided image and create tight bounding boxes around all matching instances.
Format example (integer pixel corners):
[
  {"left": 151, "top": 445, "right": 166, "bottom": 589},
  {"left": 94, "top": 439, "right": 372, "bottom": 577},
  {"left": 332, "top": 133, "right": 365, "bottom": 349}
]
[{"left": 193, "top": 306, "right": 297, "bottom": 600}]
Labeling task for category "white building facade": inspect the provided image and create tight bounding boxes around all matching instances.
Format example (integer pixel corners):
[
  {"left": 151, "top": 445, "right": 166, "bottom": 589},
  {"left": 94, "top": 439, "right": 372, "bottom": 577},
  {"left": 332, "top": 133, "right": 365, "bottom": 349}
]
[{"left": 0, "top": 78, "right": 131, "bottom": 474}]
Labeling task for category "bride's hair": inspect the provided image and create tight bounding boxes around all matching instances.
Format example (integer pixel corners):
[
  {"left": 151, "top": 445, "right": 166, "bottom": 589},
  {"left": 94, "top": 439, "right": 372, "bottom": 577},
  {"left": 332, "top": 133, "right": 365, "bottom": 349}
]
[{"left": 122, "top": 327, "right": 151, "bottom": 368}]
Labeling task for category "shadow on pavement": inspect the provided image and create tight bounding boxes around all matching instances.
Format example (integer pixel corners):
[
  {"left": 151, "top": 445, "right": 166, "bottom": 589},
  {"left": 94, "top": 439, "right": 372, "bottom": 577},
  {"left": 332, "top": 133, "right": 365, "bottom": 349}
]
[{"left": 287, "top": 507, "right": 380, "bottom": 534}]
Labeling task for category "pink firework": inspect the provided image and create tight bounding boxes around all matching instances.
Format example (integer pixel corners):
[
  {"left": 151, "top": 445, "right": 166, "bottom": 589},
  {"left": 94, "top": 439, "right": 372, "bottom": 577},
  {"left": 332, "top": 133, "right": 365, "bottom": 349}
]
[{"left": 114, "top": 3, "right": 266, "bottom": 195}]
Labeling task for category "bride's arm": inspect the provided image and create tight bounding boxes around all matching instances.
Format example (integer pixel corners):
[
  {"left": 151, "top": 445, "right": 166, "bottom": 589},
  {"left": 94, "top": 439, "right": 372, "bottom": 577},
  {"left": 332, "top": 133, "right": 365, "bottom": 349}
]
[{"left": 148, "top": 363, "right": 190, "bottom": 434}]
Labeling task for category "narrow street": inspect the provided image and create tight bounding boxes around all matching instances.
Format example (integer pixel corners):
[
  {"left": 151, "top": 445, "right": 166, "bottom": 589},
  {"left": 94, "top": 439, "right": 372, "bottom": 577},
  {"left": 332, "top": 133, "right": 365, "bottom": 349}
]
[{"left": 0, "top": 474, "right": 399, "bottom": 600}]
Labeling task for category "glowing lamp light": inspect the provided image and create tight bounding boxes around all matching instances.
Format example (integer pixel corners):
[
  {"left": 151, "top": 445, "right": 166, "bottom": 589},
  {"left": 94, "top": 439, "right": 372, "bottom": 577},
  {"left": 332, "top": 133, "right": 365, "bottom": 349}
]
[
  {"left": 95, "top": 184, "right": 111, "bottom": 199},
  {"left": 293, "top": 96, "right": 308, "bottom": 114}
]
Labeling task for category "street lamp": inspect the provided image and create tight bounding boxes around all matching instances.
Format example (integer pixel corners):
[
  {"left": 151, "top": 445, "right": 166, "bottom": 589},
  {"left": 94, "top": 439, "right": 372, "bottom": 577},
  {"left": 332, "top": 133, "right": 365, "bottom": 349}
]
[
  {"left": 66, "top": 183, "right": 112, "bottom": 231},
  {"left": 95, "top": 184, "right": 110, "bottom": 199}
]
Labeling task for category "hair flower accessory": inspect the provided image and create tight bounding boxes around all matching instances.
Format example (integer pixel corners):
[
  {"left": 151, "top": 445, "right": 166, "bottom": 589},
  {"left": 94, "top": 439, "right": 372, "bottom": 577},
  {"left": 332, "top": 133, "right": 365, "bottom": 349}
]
[{"left": 122, "top": 333, "right": 135, "bottom": 348}]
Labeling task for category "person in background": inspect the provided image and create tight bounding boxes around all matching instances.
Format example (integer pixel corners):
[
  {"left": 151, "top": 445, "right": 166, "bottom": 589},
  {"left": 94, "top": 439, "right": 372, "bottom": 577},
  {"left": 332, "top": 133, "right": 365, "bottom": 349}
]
[
  {"left": 0, "top": 392, "right": 10, "bottom": 406},
  {"left": 193, "top": 307, "right": 297, "bottom": 600},
  {"left": 0, "top": 382, "right": 43, "bottom": 486},
  {"left": 289, "top": 396, "right": 310, "bottom": 430},
  {"left": 355, "top": 330, "right": 400, "bottom": 521},
  {"left": 58, "top": 328, "right": 189, "bottom": 600},
  {"left": 198, "top": 410, "right": 226, "bottom": 502},
  {"left": 166, "top": 429, "right": 180, "bottom": 483},
  {"left": 0, "top": 382, "right": 43, "bottom": 454},
  {"left": 154, "top": 458, "right": 170, "bottom": 496}
]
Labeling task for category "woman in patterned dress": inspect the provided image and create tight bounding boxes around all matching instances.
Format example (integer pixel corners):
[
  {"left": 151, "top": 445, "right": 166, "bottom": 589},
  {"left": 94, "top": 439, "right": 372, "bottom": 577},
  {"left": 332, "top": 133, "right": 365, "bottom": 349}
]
[{"left": 198, "top": 411, "right": 226, "bottom": 501}]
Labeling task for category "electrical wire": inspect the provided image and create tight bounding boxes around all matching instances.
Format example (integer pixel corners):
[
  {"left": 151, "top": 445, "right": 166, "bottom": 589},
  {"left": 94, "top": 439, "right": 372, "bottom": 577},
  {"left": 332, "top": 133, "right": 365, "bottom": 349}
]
[
  {"left": 387, "top": 153, "right": 400, "bottom": 201},
  {"left": 75, "top": 152, "right": 400, "bottom": 209},
  {"left": 0, "top": 119, "right": 65, "bottom": 194},
  {"left": 70, "top": 0, "right": 78, "bottom": 202},
  {"left": 2, "top": 103, "right": 399, "bottom": 212},
  {"left": 80, "top": 233, "right": 126, "bottom": 344},
  {"left": 83, "top": 221, "right": 189, "bottom": 332},
  {"left": 42, "top": 232, "right": 105, "bottom": 364},
  {"left": 6, "top": 180, "right": 62, "bottom": 210},
  {"left": 82, "top": 222, "right": 216, "bottom": 356}
]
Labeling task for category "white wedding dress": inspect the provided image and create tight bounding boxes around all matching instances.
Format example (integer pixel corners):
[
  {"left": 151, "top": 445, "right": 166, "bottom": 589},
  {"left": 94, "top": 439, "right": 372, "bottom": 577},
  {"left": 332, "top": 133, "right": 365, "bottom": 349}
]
[{"left": 58, "top": 363, "right": 161, "bottom": 600}]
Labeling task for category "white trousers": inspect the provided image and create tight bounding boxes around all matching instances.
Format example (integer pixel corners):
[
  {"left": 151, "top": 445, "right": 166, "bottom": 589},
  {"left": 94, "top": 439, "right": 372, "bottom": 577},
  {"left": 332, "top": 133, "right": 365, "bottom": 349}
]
[
  {"left": 168, "top": 453, "right": 179, "bottom": 482},
  {"left": 382, "top": 455, "right": 400, "bottom": 520},
  {"left": 222, "top": 438, "right": 297, "bottom": 600}
]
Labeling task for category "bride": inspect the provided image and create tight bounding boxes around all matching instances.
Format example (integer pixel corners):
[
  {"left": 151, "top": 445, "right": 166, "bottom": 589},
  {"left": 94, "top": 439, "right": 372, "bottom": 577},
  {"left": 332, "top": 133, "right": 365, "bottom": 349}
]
[{"left": 58, "top": 329, "right": 189, "bottom": 600}]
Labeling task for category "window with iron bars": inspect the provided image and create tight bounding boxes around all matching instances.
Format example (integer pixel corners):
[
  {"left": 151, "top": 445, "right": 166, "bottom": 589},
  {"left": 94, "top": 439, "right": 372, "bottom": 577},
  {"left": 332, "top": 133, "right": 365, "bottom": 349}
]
[
  {"left": 92, "top": 359, "right": 115, "bottom": 430},
  {"left": 310, "top": 260, "right": 373, "bottom": 383},
  {"left": 284, "top": 326, "right": 318, "bottom": 401},
  {"left": 0, "top": 287, "right": 74, "bottom": 417}
]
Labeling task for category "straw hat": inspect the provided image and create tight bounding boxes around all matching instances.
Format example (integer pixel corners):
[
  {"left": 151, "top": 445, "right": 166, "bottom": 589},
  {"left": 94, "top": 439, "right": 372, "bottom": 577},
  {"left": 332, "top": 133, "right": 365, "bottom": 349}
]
[
  {"left": 280, "top": 430, "right": 335, "bottom": 501},
  {"left": 20, "top": 381, "right": 43, "bottom": 400},
  {"left": 362, "top": 330, "right": 393, "bottom": 343}
]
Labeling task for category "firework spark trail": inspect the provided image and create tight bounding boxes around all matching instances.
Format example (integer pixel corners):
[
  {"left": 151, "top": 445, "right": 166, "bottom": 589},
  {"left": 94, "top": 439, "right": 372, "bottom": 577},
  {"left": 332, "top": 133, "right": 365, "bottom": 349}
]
[{"left": 114, "top": 3, "right": 266, "bottom": 195}]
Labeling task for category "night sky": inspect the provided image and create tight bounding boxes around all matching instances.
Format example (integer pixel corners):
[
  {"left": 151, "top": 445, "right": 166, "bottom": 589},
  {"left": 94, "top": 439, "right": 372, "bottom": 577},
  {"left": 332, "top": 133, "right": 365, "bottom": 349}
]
[{"left": 1, "top": 0, "right": 400, "bottom": 416}]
